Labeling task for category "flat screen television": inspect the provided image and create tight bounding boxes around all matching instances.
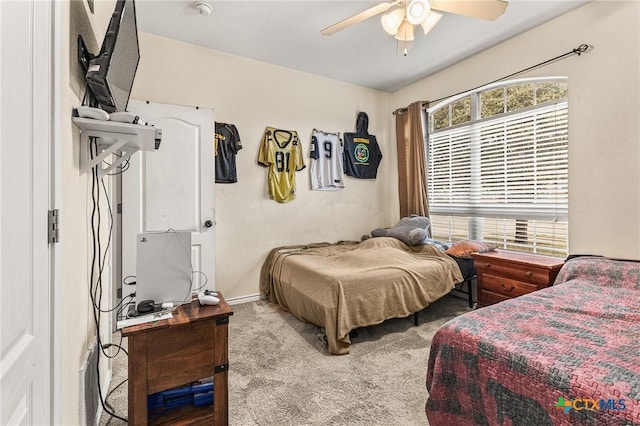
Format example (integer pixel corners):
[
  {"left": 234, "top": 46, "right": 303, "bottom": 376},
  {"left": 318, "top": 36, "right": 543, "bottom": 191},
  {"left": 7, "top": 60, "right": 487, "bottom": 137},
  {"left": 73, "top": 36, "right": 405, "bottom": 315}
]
[{"left": 86, "top": 0, "right": 140, "bottom": 113}]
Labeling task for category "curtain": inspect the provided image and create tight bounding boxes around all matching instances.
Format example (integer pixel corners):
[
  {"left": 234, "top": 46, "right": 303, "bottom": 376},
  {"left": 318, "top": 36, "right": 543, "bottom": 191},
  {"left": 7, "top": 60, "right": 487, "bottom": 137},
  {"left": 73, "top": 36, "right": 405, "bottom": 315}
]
[{"left": 396, "top": 101, "right": 429, "bottom": 219}]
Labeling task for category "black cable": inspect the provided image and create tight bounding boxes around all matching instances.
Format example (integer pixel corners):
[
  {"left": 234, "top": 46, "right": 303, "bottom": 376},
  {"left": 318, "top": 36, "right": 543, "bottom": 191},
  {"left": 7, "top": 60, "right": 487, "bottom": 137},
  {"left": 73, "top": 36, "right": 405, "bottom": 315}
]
[
  {"left": 105, "top": 378, "right": 128, "bottom": 411},
  {"left": 117, "top": 299, "right": 136, "bottom": 321},
  {"left": 89, "top": 139, "right": 117, "bottom": 420},
  {"left": 102, "top": 343, "right": 128, "bottom": 358},
  {"left": 103, "top": 152, "right": 131, "bottom": 176},
  {"left": 95, "top": 144, "right": 103, "bottom": 314},
  {"left": 90, "top": 139, "right": 103, "bottom": 330},
  {"left": 106, "top": 160, "right": 130, "bottom": 176},
  {"left": 89, "top": 138, "right": 124, "bottom": 421},
  {"left": 95, "top": 153, "right": 128, "bottom": 418},
  {"left": 90, "top": 149, "right": 116, "bottom": 327},
  {"left": 88, "top": 138, "right": 128, "bottom": 423},
  {"left": 99, "top": 178, "right": 114, "bottom": 292},
  {"left": 393, "top": 43, "right": 592, "bottom": 114},
  {"left": 101, "top": 334, "right": 125, "bottom": 360},
  {"left": 94, "top": 293, "right": 134, "bottom": 314}
]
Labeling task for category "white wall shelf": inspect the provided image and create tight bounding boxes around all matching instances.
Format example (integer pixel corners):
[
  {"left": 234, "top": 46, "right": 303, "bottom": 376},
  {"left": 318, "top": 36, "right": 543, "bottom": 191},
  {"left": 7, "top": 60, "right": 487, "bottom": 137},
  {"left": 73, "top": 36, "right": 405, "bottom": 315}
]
[{"left": 72, "top": 117, "right": 160, "bottom": 176}]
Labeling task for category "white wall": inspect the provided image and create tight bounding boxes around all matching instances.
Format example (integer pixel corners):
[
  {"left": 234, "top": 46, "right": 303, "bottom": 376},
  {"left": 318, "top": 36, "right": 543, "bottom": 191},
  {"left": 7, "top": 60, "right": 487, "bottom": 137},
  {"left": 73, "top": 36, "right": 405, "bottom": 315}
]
[
  {"left": 392, "top": 0, "right": 640, "bottom": 260},
  {"left": 59, "top": 0, "right": 116, "bottom": 423},
  {"left": 132, "top": 34, "right": 394, "bottom": 300}
]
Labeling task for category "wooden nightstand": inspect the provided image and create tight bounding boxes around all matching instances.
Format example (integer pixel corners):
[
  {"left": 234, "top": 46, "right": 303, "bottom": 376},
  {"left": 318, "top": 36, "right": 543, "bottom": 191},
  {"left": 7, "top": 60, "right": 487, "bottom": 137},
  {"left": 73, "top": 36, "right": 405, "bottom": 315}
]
[
  {"left": 472, "top": 250, "right": 564, "bottom": 307},
  {"left": 122, "top": 295, "right": 233, "bottom": 425}
]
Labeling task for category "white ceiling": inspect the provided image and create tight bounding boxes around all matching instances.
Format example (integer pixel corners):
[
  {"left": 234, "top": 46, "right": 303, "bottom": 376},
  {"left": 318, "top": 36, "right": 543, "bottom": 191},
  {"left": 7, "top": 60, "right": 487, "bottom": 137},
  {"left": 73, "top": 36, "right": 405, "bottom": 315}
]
[{"left": 135, "top": 0, "right": 590, "bottom": 93}]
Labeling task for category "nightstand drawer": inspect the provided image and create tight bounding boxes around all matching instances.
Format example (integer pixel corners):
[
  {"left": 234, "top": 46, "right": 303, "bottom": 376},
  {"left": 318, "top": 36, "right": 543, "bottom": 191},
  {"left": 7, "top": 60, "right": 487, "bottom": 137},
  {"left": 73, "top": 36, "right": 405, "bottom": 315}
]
[
  {"left": 473, "top": 250, "right": 564, "bottom": 307},
  {"left": 482, "top": 274, "right": 538, "bottom": 297},
  {"left": 475, "top": 262, "right": 551, "bottom": 285}
]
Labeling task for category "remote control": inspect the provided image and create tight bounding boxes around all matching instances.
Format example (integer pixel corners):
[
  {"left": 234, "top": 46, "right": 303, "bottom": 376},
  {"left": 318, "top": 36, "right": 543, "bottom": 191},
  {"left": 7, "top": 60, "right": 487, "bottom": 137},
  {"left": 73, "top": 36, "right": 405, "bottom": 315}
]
[
  {"left": 110, "top": 111, "right": 140, "bottom": 124},
  {"left": 198, "top": 292, "right": 220, "bottom": 306},
  {"left": 76, "top": 106, "right": 110, "bottom": 120}
]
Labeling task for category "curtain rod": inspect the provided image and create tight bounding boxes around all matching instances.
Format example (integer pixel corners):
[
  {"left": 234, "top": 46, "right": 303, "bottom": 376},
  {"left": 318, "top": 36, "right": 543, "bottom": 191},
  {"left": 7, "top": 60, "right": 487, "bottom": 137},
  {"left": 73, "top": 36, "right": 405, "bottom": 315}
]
[{"left": 393, "top": 43, "right": 592, "bottom": 116}]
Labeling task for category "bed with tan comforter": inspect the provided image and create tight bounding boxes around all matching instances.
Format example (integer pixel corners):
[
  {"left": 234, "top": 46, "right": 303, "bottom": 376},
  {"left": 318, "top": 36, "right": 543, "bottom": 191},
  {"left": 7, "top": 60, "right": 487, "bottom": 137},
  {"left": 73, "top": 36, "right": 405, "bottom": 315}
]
[{"left": 259, "top": 237, "right": 463, "bottom": 354}]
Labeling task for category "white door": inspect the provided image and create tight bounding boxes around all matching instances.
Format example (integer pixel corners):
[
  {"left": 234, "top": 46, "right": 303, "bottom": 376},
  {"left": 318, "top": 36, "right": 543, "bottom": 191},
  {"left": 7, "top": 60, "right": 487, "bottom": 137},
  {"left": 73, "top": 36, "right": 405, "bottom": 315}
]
[
  {"left": 0, "top": 0, "right": 52, "bottom": 424},
  {"left": 122, "top": 101, "right": 215, "bottom": 301}
]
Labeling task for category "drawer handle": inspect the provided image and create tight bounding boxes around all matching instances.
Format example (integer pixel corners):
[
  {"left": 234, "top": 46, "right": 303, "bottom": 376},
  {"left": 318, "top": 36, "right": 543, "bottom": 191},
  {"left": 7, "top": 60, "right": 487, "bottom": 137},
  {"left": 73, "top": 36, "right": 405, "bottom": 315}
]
[
  {"left": 525, "top": 271, "right": 532, "bottom": 277},
  {"left": 485, "top": 263, "right": 491, "bottom": 268},
  {"left": 500, "top": 282, "right": 515, "bottom": 292}
]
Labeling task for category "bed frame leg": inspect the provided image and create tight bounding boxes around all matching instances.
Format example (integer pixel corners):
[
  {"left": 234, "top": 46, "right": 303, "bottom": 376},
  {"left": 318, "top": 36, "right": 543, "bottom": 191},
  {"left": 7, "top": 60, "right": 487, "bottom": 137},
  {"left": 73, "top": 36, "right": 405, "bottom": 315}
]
[
  {"left": 414, "top": 312, "right": 419, "bottom": 326},
  {"left": 468, "top": 278, "right": 475, "bottom": 308}
]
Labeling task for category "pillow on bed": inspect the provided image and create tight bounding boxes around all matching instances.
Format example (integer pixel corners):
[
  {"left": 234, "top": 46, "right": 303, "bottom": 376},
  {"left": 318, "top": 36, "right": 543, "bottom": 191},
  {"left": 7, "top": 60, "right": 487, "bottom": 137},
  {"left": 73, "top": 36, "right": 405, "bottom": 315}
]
[
  {"left": 371, "top": 215, "right": 431, "bottom": 246},
  {"left": 423, "top": 239, "right": 450, "bottom": 251},
  {"left": 445, "top": 240, "right": 496, "bottom": 258}
]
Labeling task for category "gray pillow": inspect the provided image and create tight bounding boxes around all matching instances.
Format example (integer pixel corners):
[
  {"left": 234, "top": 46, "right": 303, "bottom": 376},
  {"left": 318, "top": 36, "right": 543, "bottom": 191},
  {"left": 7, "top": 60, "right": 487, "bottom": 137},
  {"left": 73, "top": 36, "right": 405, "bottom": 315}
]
[{"left": 371, "top": 215, "right": 431, "bottom": 246}]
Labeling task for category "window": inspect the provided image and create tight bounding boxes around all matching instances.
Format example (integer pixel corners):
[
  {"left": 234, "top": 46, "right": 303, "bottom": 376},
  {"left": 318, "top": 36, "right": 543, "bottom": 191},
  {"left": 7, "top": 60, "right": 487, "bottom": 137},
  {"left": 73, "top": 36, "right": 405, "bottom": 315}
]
[{"left": 427, "top": 78, "right": 568, "bottom": 256}]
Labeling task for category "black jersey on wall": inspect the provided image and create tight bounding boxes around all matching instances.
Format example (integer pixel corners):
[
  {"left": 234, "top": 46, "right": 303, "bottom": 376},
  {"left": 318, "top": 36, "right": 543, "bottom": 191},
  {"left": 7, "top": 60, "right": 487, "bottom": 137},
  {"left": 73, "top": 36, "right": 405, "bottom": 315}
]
[
  {"left": 215, "top": 122, "right": 242, "bottom": 183},
  {"left": 343, "top": 112, "right": 382, "bottom": 179}
]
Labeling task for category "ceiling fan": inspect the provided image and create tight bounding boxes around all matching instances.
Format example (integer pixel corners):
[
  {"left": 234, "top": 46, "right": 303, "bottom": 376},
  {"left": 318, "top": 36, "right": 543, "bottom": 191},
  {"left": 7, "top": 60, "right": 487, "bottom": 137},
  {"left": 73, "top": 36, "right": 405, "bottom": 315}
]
[{"left": 321, "top": 0, "right": 509, "bottom": 56}]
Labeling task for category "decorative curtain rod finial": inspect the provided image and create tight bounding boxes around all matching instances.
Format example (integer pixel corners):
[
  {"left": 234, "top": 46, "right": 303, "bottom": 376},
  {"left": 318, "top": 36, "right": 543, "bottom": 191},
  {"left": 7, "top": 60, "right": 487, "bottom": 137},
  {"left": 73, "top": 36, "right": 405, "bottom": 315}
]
[{"left": 573, "top": 44, "right": 592, "bottom": 55}]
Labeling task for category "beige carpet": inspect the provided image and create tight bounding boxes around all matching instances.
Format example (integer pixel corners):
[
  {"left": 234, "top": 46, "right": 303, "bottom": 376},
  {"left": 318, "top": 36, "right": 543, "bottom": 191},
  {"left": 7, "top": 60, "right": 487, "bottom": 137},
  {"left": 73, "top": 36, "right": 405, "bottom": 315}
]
[{"left": 100, "top": 294, "right": 471, "bottom": 425}]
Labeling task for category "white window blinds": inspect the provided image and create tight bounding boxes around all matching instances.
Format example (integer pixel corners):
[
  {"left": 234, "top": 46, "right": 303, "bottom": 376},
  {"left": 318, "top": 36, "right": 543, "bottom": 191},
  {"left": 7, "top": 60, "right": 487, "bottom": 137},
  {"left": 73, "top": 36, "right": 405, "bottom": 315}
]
[
  {"left": 476, "top": 102, "right": 568, "bottom": 219},
  {"left": 428, "top": 98, "right": 568, "bottom": 256}
]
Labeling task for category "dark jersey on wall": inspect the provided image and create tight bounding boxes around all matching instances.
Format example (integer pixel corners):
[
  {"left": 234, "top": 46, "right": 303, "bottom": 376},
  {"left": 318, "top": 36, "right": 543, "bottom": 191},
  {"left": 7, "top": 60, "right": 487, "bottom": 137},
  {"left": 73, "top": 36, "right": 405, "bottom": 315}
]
[
  {"left": 215, "top": 122, "right": 242, "bottom": 183},
  {"left": 343, "top": 112, "right": 382, "bottom": 179}
]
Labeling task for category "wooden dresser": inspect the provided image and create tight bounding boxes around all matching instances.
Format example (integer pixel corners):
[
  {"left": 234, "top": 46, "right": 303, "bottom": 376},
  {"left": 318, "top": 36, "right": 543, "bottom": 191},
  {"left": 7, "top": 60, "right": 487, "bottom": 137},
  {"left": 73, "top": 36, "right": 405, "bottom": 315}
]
[
  {"left": 122, "top": 295, "right": 233, "bottom": 425},
  {"left": 472, "top": 250, "right": 564, "bottom": 307}
]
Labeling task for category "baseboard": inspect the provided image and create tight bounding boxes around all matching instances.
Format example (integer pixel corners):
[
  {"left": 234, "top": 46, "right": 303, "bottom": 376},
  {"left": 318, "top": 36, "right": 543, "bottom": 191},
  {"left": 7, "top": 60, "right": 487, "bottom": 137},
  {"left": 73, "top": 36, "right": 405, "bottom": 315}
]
[{"left": 225, "top": 293, "right": 266, "bottom": 305}]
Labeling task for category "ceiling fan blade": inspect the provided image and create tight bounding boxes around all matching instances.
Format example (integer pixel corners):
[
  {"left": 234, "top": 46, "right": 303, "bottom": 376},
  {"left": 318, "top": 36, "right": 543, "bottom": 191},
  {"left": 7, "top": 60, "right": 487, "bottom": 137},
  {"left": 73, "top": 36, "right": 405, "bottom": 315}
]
[
  {"left": 430, "top": 0, "right": 508, "bottom": 21},
  {"left": 321, "top": 2, "right": 397, "bottom": 36}
]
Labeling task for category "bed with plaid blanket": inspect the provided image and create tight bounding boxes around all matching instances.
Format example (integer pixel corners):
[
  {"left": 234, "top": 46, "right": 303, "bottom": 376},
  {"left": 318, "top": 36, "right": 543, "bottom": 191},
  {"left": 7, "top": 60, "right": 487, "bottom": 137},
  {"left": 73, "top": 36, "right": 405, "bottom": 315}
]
[{"left": 426, "top": 257, "right": 640, "bottom": 425}]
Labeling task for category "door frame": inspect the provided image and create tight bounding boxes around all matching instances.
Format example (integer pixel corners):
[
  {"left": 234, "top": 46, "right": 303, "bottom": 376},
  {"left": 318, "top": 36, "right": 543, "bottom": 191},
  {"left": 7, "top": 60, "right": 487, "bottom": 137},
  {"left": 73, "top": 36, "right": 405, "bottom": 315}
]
[{"left": 51, "top": 1, "right": 63, "bottom": 423}]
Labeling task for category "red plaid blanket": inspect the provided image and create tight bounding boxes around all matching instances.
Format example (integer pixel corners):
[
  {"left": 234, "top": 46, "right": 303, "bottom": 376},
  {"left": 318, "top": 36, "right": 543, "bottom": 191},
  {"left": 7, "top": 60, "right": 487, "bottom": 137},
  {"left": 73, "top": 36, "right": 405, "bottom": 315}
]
[{"left": 426, "top": 257, "right": 640, "bottom": 425}]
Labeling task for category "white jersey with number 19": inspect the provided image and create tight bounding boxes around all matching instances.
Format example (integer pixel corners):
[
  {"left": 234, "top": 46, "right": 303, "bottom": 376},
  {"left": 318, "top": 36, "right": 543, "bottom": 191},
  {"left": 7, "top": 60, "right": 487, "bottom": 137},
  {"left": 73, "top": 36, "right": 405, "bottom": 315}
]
[{"left": 310, "top": 129, "right": 345, "bottom": 191}]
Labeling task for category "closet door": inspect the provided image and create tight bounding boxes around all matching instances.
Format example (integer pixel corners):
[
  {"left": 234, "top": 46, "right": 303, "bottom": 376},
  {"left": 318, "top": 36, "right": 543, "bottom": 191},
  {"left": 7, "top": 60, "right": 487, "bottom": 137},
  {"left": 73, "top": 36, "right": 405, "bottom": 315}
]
[
  {"left": 0, "top": 0, "right": 53, "bottom": 424},
  {"left": 122, "top": 101, "right": 215, "bottom": 301}
]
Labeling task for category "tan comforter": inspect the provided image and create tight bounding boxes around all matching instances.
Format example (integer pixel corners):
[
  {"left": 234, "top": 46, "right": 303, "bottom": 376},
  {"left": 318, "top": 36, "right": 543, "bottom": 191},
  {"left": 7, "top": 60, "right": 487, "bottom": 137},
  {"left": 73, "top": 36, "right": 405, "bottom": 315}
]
[{"left": 260, "top": 237, "right": 463, "bottom": 354}]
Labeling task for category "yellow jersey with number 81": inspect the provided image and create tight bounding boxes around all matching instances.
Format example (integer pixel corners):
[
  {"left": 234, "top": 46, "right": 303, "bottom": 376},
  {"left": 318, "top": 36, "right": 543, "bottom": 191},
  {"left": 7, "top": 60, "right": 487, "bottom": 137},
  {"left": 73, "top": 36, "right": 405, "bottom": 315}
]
[{"left": 258, "top": 126, "right": 306, "bottom": 203}]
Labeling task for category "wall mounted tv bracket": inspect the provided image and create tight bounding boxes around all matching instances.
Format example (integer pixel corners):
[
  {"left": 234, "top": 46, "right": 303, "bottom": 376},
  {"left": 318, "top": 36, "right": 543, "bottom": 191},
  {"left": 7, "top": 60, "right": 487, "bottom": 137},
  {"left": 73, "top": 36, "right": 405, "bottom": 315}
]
[
  {"left": 78, "top": 35, "right": 94, "bottom": 74},
  {"left": 77, "top": 35, "right": 100, "bottom": 108}
]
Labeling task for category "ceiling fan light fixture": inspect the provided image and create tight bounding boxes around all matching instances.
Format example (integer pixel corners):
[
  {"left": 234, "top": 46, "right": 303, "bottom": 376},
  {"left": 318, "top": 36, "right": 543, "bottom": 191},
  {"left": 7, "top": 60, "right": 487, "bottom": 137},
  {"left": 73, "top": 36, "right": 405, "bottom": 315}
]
[
  {"left": 381, "top": 8, "right": 405, "bottom": 35},
  {"left": 420, "top": 11, "right": 442, "bottom": 34},
  {"left": 406, "top": 0, "right": 431, "bottom": 25},
  {"left": 394, "top": 18, "right": 415, "bottom": 41}
]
